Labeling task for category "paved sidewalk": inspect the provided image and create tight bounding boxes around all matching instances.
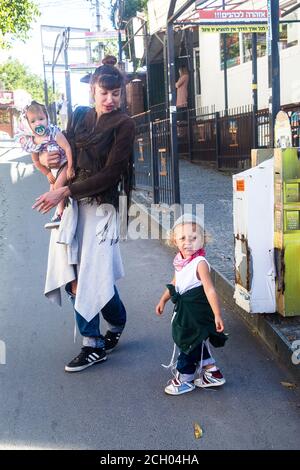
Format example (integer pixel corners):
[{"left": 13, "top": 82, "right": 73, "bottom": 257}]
[
  {"left": 179, "top": 160, "right": 234, "bottom": 282},
  {"left": 133, "top": 158, "right": 300, "bottom": 382},
  {"left": 2, "top": 140, "right": 299, "bottom": 382},
  {"left": 0, "top": 146, "right": 300, "bottom": 449},
  {"left": 135, "top": 159, "right": 234, "bottom": 281}
]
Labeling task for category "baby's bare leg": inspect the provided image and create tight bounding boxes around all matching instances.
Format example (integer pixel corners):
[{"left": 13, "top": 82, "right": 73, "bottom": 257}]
[
  {"left": 53, "top": 166, "right": 68, "bottom": 217},
  {"left": 71, "top": 280, "right": 77, "bottom": 295}
]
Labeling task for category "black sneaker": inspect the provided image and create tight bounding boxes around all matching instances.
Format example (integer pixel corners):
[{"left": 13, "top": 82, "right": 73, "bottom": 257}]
[
  {"left": 104, "top": 331, "right": 121, "bottom": 353},
  {"left": 65, "top": 347, "right": 107, "bottom": 372}
]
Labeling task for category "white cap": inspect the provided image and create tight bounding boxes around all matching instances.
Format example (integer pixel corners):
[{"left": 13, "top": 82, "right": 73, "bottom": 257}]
[{"left": 172, "top": 213, "right": 203, "bottom": 229}]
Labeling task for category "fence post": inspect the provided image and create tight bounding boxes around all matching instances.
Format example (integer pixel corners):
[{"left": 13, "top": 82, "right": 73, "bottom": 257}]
[
  {"left": 252, "top": 108, "right": 258, "bottom": 149},
  {"left": 150, "top": 118, "right": 159, "bottom": 204},
  {"left": 252, "top": 33, "right": 258, "bottom": 149},
  {"left": 187, "top": 108, "right": 193, "bottom": 162},
  {"left": 215, "top": 111, "right": 220, "bottom": 168}
]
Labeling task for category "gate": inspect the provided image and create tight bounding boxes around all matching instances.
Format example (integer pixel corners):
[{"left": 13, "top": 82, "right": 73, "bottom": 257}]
[{"left": 133, "top": 112, "right": 152, "bottom": 191}]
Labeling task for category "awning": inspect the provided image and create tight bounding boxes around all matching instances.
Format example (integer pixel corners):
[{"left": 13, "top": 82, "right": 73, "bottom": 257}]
[{"left": 146, "top": 29, "right": 190, "bottom": 64}]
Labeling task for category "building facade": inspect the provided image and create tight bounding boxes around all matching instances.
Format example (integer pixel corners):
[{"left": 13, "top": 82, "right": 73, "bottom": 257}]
[{"left": 146, "top": 0, "right": 300, "bottom": 111}]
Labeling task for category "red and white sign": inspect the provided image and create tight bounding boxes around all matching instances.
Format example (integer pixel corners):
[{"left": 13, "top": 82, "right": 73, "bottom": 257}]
[
  {"left": 0, "top": 91, "right": 14, "bottom": 106},
  {"left": 84, "top": 30, "right": 126, "bottom": 41},
  {"left": 196, "top": 9, "right": 269, "bottom": 23}
]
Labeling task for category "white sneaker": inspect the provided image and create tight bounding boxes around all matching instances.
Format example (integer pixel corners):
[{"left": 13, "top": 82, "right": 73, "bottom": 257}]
[
  {"left": 164, "top": 372, "right": 195, "bottom": 396},
  {"left": 194, "top": 368, "right": 226, "bottom": 388},
  {"left": 44, "top": 214, "right": 61, "bottom": 229}
]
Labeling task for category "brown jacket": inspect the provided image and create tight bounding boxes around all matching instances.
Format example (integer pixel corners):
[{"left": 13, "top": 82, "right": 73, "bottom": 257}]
[{"left": 67, "top": 108, "right": 135, "bottom": 205}]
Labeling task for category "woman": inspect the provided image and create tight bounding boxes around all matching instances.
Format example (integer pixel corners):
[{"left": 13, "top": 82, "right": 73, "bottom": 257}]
[
  {"left": 175, "top": 66, "right": 189, "bottom": 109},
  {"left": 33, "top": 65, "right": 135, "bottom": 372}
]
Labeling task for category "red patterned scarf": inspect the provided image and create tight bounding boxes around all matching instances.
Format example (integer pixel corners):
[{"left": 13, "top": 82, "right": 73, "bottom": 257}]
[{"left": 173, "top": 248, "right": 206, "bottom": 272}]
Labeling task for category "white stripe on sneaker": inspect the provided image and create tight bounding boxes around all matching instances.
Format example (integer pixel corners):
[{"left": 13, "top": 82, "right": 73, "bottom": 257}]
[{"left": 90, "top": 353, "right": 99, "bottom": 360}]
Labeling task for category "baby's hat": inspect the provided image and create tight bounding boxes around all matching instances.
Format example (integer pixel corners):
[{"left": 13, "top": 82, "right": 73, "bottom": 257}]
[
  {"left": 172, "top": 213, "right": 204, "bottom": 230},
  {"left": 19, "top": 101, "right": 50, "bottom": 137}
]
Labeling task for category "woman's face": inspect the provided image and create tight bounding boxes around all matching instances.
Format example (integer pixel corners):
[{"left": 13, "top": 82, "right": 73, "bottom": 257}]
[{"left": 93, "top": 84, "right": 121, "bottom": 114}]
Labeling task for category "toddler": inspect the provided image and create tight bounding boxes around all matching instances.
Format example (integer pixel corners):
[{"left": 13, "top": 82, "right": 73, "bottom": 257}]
[{"left": 156, "top": 214, "right": 228, "bottom": 395}]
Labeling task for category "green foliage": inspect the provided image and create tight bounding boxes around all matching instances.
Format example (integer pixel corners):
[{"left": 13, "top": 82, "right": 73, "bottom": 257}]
[
  {"left": 0, "top": 59, "right": 56, "bottom": 104},
  {"left": 110, "top": 0, "right": 148, "bottom": 28},
  {"left": 104, "top": 40, "right": 118, "bottom": 59},
  {"left": 0, "top": 0, "right": 40, "bottom": 48},
  {"left": 91, "top": 40, "right": 118, "bottom": 64}
]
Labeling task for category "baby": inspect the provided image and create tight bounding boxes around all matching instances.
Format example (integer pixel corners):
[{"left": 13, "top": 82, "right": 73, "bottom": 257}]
[{"left": 17, "top": 101, "right": 74, "bottom": 228}]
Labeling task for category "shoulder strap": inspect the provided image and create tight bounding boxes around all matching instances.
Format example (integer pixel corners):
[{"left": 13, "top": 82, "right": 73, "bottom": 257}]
[
  {"left": 62, "top": 106, "right": 91, "bottom": 168},
  {"left": 63, "top": 106, "right": 91, "bottom": 138}
]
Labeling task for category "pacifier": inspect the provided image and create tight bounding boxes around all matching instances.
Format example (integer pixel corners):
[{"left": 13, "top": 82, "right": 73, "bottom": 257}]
[{"left": 34, "top": 125, "right": 46, "bottom": 136}]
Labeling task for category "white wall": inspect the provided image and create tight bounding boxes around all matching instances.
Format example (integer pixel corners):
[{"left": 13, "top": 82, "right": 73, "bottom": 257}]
[{"left": 199, "top": 31, "right": 300, "bottom": 111}]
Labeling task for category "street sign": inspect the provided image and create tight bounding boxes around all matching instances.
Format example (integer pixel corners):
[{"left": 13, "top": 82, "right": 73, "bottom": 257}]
[
  {"left": 0, "top": 91, "right": 14, "bottom": 106},
  {"left": 177, "top": 7, "right": 280, "bottom": 30},
  {"left": 69, "top": 63, "right": 98, "bottom": 71},
  {"left": 196, "top": 9, "right": 268, "bottom": 23},
  {"left": 200, "top": 25, "right": 268, "bottom": 33}
]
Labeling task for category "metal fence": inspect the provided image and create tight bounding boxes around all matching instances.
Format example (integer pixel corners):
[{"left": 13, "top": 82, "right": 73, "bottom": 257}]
[
  {"left": 152, "top": 118, "right": 173, "bottom": 205},
  {"left": 189, "top": 109, "right": 217, "bottom": 163},
  {"left": 217, "top": 106, "right": 254, "bottom": 170},
  {"left": 133, "top": 102, "right": 300, "bottom": 203},
  {"left": 133, "top": 111, "right": 153, "bottom": 191},
  {"left": 133, "top": 111, "right": 174, "bottom": 205}
]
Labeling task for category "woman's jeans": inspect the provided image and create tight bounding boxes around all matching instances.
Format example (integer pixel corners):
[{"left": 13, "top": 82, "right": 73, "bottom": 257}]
[
  {"left": 177, "top": 341, "right": 215, "bottom": 375},
  {"left": 66, "top": 283, "right": 126, "bottom": 348}
]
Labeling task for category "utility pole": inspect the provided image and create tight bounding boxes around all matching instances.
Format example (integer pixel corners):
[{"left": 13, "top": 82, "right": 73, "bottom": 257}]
[
  {"left": 42, "top": 53, "right": 49, "bottom": 109},
  {"left": 95, "top": 0, "right": 100, "bottom": 31},
  {"left": 40, "top": 27, "right": 49, "bottom": 108},
  {"left": 87, "top": 0, "right": 103, "bottom": 62},
  {"left": 95, "top": 0, "right": 103, "bottom": 62},
  {"left": 115, "top": 0, "right": 123, "bottom": 66},
  {"left": 252, "top": 33, "right": 258, "bottom": 148},
  {"left": 118, "top": 1, "right": 122, "bottom": 66},
  {"left": 166, "top": 0, "right": 201, "bottom": 204},
  {"left": 267, "top": 0, "right": 280, "bottom": 147},
  {"left": 63, "top": 28, "right": 72, "bottom": 121},
  {"left": 167, "top": 0, "right": 180, "bottom": 204},
  {"left": 222, "top": 0, "right": 228, "bottom": 114}
]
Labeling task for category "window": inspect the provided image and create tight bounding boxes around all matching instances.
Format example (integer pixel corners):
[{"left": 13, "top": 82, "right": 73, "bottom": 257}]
[
  {"left": 242, "top": 33, "right": 267, "bottom": 63},
  {"left": 194, "top": 48, "right": 201, "bottom": 95},
  {"left": 220, "top": 33, "right": 240, "bottom": 69},
  {"left": 279, "top": 23, "right": 298, "bottom": 49}
]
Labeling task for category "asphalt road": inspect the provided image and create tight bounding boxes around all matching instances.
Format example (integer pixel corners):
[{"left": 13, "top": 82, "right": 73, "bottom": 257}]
[{"left": 0, "top": 147, "right": 299, "bottom": 450}]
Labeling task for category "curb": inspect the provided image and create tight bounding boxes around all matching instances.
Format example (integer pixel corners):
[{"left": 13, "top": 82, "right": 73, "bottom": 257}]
[{"left": 132, "top": 194, "right": 300, "bottom": 385}]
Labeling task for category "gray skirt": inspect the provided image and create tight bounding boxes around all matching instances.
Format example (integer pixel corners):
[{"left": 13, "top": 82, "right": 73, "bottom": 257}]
[{"left": 44, "top": 200, "right": 124, "bottom": 322}]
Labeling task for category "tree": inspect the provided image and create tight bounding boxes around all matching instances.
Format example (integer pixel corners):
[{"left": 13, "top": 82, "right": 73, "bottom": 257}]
[
  {"left": 110, "top": 0, "right": 148, "bottom": 62},
  {"left": 0, "top": 0, "right": 40, "bottom": 48},
  {"left": 91, "top": 40, "right": 118, "bottom": 64},
  {"left": 110, "top": 0, "right": 148, "bottom": 28},
  {"left": 0, "top": 59, "right": 56, "bottom": 104}
]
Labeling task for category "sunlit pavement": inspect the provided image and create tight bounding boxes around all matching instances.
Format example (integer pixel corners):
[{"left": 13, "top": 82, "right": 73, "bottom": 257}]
[{"left": 0, "top": 143, "right": 299, "bottom": 450}]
